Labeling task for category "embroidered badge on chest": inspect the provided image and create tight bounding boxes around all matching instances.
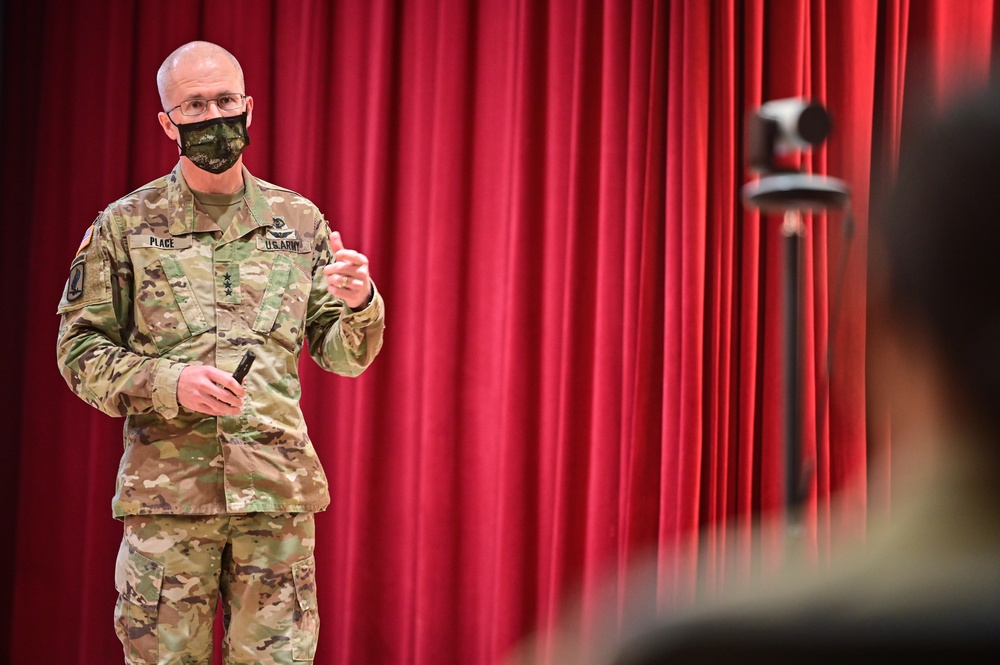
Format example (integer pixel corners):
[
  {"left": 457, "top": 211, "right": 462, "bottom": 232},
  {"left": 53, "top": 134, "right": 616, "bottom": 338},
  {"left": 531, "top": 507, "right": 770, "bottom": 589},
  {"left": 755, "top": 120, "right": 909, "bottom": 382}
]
[
  {"left": 260, "top": 218, "right": 310, "bottom": 252},
  {"left": 267, "top": 218, "right": 295, "bottom": 240}
]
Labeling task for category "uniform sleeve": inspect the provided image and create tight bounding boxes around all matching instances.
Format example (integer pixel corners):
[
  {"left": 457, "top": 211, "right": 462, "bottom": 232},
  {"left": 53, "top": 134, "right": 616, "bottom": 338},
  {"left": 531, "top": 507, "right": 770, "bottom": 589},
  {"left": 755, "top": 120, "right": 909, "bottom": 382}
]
[
  {"left": 304, "top": 219, "right": 385, "bottom": 377},
  {"left": 55, "top": 208, "right": 186, "bottom": 419}
]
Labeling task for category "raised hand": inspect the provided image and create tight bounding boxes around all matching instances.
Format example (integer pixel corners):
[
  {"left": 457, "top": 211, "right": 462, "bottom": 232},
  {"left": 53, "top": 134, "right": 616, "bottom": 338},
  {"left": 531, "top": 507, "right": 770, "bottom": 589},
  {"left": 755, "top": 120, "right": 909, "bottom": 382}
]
[{"left": 323, "top": 230, "right": 373, "bottom": 309}]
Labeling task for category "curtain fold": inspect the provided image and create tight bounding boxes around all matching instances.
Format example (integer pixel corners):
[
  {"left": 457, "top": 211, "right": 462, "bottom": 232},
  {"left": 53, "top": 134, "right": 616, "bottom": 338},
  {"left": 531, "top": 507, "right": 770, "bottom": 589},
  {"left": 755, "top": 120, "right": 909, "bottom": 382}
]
[{"left": 4, "top": 1, "right": 998, "bottom": 664}]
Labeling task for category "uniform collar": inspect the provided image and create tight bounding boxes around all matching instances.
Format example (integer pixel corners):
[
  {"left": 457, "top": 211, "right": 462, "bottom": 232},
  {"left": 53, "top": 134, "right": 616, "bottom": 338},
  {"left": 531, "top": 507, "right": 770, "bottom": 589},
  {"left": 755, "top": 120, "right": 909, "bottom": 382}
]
[{"left": 166, "top": 163, "right": 275, "bottom": 238}]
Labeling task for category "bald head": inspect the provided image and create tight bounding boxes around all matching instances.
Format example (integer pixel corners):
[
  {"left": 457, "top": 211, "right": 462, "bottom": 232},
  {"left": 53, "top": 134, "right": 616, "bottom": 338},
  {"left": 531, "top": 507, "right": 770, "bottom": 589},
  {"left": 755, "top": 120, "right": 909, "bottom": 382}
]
[{"left": 156, "top": 41, "right": 245, "bottom": 111}]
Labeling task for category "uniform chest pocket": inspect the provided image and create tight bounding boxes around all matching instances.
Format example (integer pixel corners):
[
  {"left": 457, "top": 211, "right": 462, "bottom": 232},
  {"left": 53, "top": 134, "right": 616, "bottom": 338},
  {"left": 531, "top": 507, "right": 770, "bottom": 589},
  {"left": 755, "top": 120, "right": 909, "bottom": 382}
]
[
  {"left": 251, "top": 253, "right": 310, "bottom": 351},
  {"left": 135, "top": 255, "right": 211, "bottom": 353}
]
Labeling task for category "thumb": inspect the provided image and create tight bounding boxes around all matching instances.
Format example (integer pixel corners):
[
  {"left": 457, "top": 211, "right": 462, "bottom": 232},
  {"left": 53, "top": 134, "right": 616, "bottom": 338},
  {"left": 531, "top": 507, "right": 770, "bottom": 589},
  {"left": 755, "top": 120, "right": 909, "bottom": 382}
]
[{"left": 331, "top": 230, "right": 345, "bottom": 254}]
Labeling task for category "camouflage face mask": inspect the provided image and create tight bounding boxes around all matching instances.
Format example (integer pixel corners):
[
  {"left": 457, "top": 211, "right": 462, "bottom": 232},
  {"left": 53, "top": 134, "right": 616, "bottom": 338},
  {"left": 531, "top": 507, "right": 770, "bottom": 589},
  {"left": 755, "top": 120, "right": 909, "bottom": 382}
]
[{"left": 172, "top": 112, "right": 250, "bottom": 175}]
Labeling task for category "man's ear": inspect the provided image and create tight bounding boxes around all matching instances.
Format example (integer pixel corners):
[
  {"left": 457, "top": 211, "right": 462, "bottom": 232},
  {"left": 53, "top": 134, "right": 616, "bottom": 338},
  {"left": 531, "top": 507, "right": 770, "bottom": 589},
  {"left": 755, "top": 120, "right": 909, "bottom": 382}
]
[
  {"left": 157, "top": 112, "right": 178, "bottom": 142},
  {"left": 245, "top": 96, "right": 254, "bottom": 129}
]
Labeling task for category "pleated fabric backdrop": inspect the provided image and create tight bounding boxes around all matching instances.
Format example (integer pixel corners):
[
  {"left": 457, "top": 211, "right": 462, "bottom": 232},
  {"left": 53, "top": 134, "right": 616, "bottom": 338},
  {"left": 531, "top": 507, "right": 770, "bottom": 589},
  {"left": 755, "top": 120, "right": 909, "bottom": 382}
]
[{"left": 1, "top": 1, "right": 997, "bottom": 663}]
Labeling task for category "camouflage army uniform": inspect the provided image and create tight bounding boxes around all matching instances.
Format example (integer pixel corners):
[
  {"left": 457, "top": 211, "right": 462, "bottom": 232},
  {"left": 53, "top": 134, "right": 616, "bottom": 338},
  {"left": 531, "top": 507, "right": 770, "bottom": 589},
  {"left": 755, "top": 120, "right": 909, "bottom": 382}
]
[
  {"left": 116, "top": 513, "right": 319, "bottom": 664},
  {"left": 56, "top": 164, "right": 385, "bottom": 664}
]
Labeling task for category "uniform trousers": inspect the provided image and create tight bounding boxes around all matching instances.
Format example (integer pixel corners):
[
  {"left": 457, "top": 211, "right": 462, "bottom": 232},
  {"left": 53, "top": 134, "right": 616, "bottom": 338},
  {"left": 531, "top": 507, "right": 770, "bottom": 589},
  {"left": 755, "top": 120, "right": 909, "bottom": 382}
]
[{"left": 115, "top": 513, "right": 319, "bottom": 665}]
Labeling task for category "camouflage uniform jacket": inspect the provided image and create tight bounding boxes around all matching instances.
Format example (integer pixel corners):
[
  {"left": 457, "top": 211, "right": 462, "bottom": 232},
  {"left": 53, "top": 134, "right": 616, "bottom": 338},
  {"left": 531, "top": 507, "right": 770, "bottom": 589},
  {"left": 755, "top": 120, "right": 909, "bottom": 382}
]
[{"left": 56, "top": 164, "right": 385, "bottom": 518}]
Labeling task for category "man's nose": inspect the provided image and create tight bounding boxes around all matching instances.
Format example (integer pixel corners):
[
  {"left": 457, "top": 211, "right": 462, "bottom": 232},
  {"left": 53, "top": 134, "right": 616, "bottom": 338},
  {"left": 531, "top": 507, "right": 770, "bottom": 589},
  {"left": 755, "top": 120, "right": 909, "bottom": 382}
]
[{"left": 204, "top": 100, "right": 225, "bottom": 119}]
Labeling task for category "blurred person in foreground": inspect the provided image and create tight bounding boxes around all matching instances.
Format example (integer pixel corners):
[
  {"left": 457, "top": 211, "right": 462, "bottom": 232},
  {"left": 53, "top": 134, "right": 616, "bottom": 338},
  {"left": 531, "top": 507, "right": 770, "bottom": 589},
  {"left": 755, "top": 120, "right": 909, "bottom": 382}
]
[
  {"left": 508, "top": 87, "right": 1000, "bottom": 665},
  {"left": 55, "top": 41, "right": 384, "bottom": 664},
  {"left": 607, "top": 87, "right": 1000, "bottom": 662}
]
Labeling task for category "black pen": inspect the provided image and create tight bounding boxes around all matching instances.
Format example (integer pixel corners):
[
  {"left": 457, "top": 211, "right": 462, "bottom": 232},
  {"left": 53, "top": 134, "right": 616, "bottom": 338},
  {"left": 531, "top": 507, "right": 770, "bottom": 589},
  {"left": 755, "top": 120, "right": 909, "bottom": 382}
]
[{"left": 231, "top": 350, "right": 256, "bottom": 387}]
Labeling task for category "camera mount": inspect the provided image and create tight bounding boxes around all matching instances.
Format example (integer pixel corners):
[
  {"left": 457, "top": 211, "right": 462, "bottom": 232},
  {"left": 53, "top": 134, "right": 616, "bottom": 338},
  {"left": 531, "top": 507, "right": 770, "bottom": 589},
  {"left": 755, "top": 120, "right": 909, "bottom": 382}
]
[{"left": 742, "top": 99, "right": 852, "bottom": 533}]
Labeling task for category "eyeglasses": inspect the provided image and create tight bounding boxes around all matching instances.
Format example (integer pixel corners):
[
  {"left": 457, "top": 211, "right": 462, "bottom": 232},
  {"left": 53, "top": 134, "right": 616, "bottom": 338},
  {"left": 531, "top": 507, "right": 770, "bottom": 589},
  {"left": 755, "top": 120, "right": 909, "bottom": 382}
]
[{"left": 166, "top": 93, "right": 248, "bottom": 117}]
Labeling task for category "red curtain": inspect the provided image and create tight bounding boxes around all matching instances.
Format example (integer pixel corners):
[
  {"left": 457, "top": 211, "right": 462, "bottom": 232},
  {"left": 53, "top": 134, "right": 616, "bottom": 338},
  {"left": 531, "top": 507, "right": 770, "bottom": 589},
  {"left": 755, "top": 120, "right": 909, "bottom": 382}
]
[{"left": 1, "top": 1, "right": 997, "bottom": 664}]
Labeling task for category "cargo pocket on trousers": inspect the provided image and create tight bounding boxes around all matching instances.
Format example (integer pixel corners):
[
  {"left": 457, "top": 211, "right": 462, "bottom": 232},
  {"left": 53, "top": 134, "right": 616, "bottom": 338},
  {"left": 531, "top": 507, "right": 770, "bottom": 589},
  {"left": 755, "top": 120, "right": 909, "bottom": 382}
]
[
  {"left": 291, "top": 555, "right": 320, "bottom": 661},
  {"left": 114, "top": 542, "right": 164, "bottom": 665}
]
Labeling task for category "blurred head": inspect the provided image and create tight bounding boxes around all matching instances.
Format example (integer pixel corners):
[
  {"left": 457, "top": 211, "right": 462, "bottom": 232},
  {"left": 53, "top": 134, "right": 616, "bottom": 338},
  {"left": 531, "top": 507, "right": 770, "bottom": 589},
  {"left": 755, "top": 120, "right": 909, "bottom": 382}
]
[{"left": 870, "top": 86, "right": 1000, "bottom": 452}]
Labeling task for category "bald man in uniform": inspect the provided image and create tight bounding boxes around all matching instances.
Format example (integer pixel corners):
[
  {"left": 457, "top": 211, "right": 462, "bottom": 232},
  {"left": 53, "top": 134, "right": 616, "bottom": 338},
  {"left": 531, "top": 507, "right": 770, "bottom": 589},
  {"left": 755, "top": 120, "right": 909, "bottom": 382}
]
[{"left": 56, "top": 41, "right": 385, "bottom": 664}]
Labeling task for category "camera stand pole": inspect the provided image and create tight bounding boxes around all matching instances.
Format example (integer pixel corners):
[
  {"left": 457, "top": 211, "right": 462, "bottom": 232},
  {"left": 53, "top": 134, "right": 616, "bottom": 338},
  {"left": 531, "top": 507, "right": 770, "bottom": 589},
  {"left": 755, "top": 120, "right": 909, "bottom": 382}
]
[
  {"left": 782, "top": 210, "right": 805, "bottom": 537},
  {"left": 742, "top": 173, "right": 850, "bottom": 553}
]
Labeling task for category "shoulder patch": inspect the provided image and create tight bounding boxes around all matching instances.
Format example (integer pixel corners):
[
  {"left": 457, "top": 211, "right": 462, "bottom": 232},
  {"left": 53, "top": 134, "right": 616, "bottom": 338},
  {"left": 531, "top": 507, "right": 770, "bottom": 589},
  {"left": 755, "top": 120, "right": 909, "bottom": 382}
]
[
  {"left": 75, "top": 221, "right": 96, "bottom": 256},
  {"left": 57, "top": 220, "right": 112, "bottom": 315},
  {"left": 65, "top": 255, "right": 87, "bottom": 302}
]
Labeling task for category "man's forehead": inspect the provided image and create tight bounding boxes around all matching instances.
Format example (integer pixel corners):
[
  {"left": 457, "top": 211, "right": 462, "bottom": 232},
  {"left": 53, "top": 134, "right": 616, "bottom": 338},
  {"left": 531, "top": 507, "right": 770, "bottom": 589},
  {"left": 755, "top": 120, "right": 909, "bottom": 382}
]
[
  {"left": 172, "top": 54, "right": 237, "bottom": 78},
  {"left": 167, "top": 59, "right": 242, "bottom": 98}
]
